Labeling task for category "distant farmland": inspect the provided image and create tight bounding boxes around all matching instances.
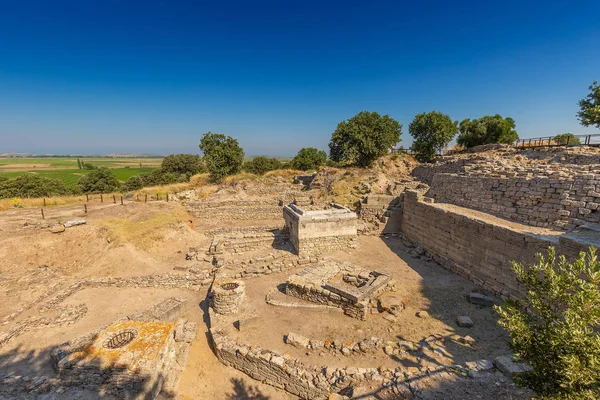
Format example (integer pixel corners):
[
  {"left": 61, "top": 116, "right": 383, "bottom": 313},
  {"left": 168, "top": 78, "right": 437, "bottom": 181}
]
[{"left": 0, "top": 157, "right": 161, "bottom": 187}]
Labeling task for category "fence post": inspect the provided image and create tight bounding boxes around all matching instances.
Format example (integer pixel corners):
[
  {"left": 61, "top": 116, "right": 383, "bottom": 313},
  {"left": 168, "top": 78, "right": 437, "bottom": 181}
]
[
  {"left": 113, "top": 195, "right": 116, "bottom": 204},
  {"left": 84, "top": 204, "right": 87, "bottom": 214},
  {"left": 43, "top": 198, "right": 46, "bottom": 207},
  {"left": 121, "top": 196, "right": 123, "bottom": 205},
  {"left": 157, "top": 192, "right": 159, "bottom": 201},
  {"left": 145, "top": 194, "right": 147, "bottom": 203},
  {"left": 41, "top": 208, "right": 45, "bottom": 219},
  {"left": 100, "top": 194, "right": 103, "bottom": 203},
  {"left": 166, "top": 193, "right": 169, "bottom": 202},
  {"left": 86, "top": 194, "right": 89, "bottom": 202}
]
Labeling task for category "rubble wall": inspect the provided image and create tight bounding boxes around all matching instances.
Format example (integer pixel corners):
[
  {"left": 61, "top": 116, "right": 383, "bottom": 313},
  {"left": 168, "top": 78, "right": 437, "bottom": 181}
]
[{"left": 399, "top": 191, "right": 580, "bottom": 298}]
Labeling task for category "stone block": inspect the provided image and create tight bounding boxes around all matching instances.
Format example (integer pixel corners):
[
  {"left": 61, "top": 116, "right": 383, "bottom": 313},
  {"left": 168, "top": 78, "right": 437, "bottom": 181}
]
[
  {"left": 456, "top": 316, "right": 473, "bottom": 327},
  {"left": 285, "top": 332, "right": 310, "bottom": 349},
  {"left": 494, "top": 355, "right": 532, "bottom": 378},
  {"left": 468, "top": 292, "right": 496, "bottom": 306}
]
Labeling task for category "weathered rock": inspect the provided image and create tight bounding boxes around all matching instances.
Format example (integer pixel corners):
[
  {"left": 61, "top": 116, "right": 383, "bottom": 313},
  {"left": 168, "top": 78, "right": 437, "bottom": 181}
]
[
  {"left": 416, "top": 310, "right": 429, "bottom": 318},
  {"left": 456, "top": 315, "right": 474, "bottom": 327},
  {"left": 49, "top": 224, "right": 65, "bottom": 233},
  {"left": 494, "top": 355, "right": 532, "bottom": 378},
  {"left": 465, "top": 359, "right": 494, "bottom": 371},
  {"left": 285, "top": 332, "right": 310, "bottom": 348},
  {"left": 468, "top": 292, "right": 496, "bottom": 306},
  {"left": 64, "top": 219, "right": 86, "bottom": 228}
]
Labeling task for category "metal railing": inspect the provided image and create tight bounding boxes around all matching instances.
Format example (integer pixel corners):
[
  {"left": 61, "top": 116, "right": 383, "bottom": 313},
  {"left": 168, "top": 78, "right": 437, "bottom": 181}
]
[{"left": 515, "top": 134, "right": 600, "bottom": 149}]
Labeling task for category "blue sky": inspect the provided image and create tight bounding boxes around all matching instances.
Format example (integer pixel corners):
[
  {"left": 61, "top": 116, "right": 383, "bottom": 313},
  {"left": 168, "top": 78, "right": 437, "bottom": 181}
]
[{"left": 0, "top": 0, "right": 599, "bottom": 156}]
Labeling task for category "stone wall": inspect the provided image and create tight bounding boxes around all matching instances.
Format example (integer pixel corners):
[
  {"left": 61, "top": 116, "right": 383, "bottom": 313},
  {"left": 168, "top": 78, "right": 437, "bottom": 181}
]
[
  {"left": 283, "top": 204, "right": 358, "bottom": 255},
  {"left": 429, "top": 171, "right": 600, "bottom": 229},
  {"left": 399, "top": 190, "right": 580, "bottom": 299}
]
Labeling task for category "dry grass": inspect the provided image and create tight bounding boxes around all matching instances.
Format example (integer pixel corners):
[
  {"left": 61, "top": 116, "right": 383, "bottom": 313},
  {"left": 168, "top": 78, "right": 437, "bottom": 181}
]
[
  {"left": 0, "top": 192, "right": 125, "bottom": 211},
  {"left": 264, "top": 169, "right": 304, "bottom": 178},
  {"left": 96, "top": 205, "right": 189, "bottom": 250}
]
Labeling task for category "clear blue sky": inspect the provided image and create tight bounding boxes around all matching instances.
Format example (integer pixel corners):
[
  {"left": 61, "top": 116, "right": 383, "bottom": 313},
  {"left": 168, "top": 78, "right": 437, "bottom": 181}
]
[{"left": 1, "top": 0, "right": 599, "bottom": 156}]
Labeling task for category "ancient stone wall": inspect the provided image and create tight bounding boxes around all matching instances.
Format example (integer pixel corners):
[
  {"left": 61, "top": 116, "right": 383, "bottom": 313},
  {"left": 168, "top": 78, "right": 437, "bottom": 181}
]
[
  {"left": 399, "top": 191, "right": 580, "bottom": 299},
  {"left": 429, "top": 171, "right": 600, "bottom": 229}
]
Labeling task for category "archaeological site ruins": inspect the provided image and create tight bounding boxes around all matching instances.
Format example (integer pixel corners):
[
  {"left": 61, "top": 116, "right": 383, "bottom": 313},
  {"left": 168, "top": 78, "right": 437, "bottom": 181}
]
[{"left": 2, "top": 144, "right": 600, "bottom": 399}]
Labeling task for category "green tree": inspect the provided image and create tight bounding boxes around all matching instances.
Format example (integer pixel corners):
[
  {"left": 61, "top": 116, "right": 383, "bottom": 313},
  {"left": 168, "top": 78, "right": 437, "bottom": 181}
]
[
  {"left": 243, "top": 156, "right": 282, "bottom": 175},
  {"left": 578, "top": 81, "right": 600, "bottom": 129},
  {"left": 409, "top": 111, "right": 458, "bottom": 162},
  {"left": 199, "top": 132, "right": 245, "bottom": 182},
  {"left": 456, "top": 114, "right": 518, "bottom": 148},
  {"left": 553, "top": 133, "right": 581, "bottom": 146},
  {"left": 329, "top": 111, "right": 402, "bottom": 167},
  {"left": 161, "top": 154, "right": 204, "bottom": 178},
  {"left": 496, "top": 247, "right": 600, "bottom": 399},
  {"left": 291, "top": 147, "right": 328, "bottom": 171},
  {"left": 0, "top": 174, "right": 71, "bottom": 199},
  {"left": 78, "top": 168, "right": 121, "bottom": 193},
  {"left": 77, "top": 158, "right": 82, "bottom": 170}
]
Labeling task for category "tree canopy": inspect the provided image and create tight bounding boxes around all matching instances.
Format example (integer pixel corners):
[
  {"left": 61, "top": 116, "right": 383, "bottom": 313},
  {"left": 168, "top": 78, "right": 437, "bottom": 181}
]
[
  {"left": 553, "top": 133, "right": 581, "bottom": 146},
  {"left": 199, "top": 132, "right": 245, "bottom": 182},
  {"left": 409, "top": 111, "right": 458, "bottom": 162},
  {"left": 578, "top": 81, "right": 600, "bottom": 129},
  {"left": 456, "top": 114, "right": 518, "bottom": 148},
  {"left": 243, "top": 156, "right": 282, "bottom": 175},
  {"left": 77, "top": 168, "right": 121, "bottom": 194},
  {"left": 161, "top": 154, "right": 204, "bottom": 177},
  {"left": 291, "top": 147, "right": 327, "bottom": 171},
  {"left": 329, "top": 111, "right": 402, "bottom": 167}
]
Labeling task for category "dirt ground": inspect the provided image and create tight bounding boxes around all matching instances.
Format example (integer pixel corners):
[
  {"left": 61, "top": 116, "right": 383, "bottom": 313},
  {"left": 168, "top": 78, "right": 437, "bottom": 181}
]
[{"left": 0, "top": 193, "right": 523, "bottom": 400}]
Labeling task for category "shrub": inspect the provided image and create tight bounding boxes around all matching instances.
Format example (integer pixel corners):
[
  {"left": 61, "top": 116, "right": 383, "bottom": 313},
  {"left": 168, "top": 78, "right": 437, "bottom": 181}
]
[
  {"left": 120, "top": 169, "right": 186, "bottom": 192},
  {"left": 0, "top": 173, "right": 71, "bottom": 198},
  {"left": 291, "top": 147, "right": 327, "bottom": 171},
  {"left": 199, "top": 132, "right": 245, "bottom": 182},
  {"left": 161, "top": 154, "right": 204, "bottom": 178},
  {"left": 243, "top": 156, "right": 282, "bottom": 175},
  {"left": 329, "top": 111, "right": 402, "bottom": 167},
  {"left": 553, "top": 133, "right": 581, "bottom": 146},
  {"left": 78, "top": 168, "right": 121, "bottom": 194},
  {"left": 457, "top": 114, "right": 518, "bottom": 148},
  {"left": 495, "top": 247, "right": 600, "bottom": 399},
  {"left": 409, "top": 111, "right": 458, "bottom": 162}
]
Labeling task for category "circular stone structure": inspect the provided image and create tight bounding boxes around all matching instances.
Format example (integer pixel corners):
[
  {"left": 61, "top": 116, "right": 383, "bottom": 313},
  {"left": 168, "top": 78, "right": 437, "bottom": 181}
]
[
  {"left": 103, "top": 328, "right": 138, "bottom": 349},
  {"left": 212, "top": 280, "right": 246, "bottom": 315}
]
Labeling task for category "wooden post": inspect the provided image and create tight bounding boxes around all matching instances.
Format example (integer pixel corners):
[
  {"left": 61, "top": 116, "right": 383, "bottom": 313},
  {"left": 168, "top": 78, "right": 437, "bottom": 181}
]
[
  {"left": 86, "top": 194, "right": 89, "bottom": 202},
  {"left": 137, "top": 195, "right": 139, "bottom": 202},
  {"left": 101, "top": 194, "right": 103, "bottom": 203},
  {"left": 41, "top": 209, "right": 45, "bottom": 219},
  {"left": 84, "top": 204, "right": 87, "bottom": 214},
  {"left": 113, "top": 195, "right": 116, "bottom": 204},
  {"left": 166, "top": 193, "right": 169, "bottom": 202},
  {"left": 157, "top": 192, "right": 159, "bottom": 201},
  {"left": 145, "top": 194, "right": 147, "bottom": 203},
  {"left": 120, "top": 196, "right": 123, "bottom": 205},
  {"left": 43, "top": 198, "right": 46, "bottom": 207}
]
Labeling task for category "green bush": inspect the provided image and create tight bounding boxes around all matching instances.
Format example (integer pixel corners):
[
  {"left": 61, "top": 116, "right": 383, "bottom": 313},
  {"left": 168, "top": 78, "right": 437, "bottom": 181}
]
[
  {"left": 161, "top": 154, "right": 204, "bottom": 178},
  {"left": 329, "top": 111, "right": 402, "bottom": 167},
  {"left": 199, "top": 132, "right": 245, "bottom": 182},
  {"left": 243, "top": 156, "right": 282, "bottom": 175},
  {"left": 553, "top": 133, "right": 581, "bottom": 146},
  {"left": 291, "top": 147, "right": 327, "bottom": 171},
  {"left": 77, "top": 168, "right": 121, "bottom": 194},
  {"left": 496, "top": 247, "right": 600, "bottom": 399},
  {"left": 0, "top": 173, "right": 72, "bottom": 198},
  {"left": 457, "top": 114, "right": 518, "bottom": 148},
  {"left": 120, "top": 169, "right": 187, "bottom": 192}
]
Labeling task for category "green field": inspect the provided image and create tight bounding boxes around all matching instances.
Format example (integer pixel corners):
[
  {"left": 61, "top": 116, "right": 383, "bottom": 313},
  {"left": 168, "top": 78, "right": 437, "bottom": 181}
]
[
  {"left": 0, "top": 157, "right": 161, "bottom": 188},
  {"left": 0, "top": 168, "right": 156, "bottom": 187}
]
